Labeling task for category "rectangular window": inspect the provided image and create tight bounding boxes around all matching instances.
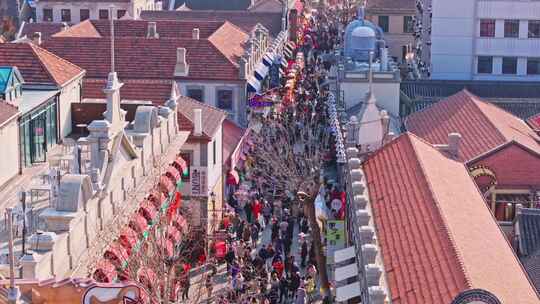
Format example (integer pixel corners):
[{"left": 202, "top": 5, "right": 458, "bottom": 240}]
[
  {"left": 217, "top": 89, "right": 233, "bottom": 110},
  {"left": 99, "top": 9, "right": 109, "bottom": 20},
  {"left": 477, "top": 56, "right": 493, "bottom": 74},
  {"left": 213, "top": 141, "right": 216, "bottom": 165},
  {"left": 117, "top": 10, "right": 126, "bottom": 19},
  {"left": 43, "top": 8, "right": 53, "bottom": 22},
  {"left": 61, "top": 9, "right": 71, "bottom": 22},
  {"left": 80, "top": 9, "right": 90, "bottom": 21},
  {"left": 187, "top": 88, "right": 204, "bottom": 102},
  {"left": 378, "top": 16, "right": 389, "bottom": 33},
  {"left": 527, "top": 58, "right": 540, "bottom": 75},
  {"left": 403, "top": 16, "right": 413, "bottom": 33},
  {"left": 504, "top": 19, "right": 519, "bottom": 38},
  {"left": 529, "top": 20, "right": 540, "bottom": 38},
  {"left": 502, "top": 57, "right": 517, "bottom": 74},
  {"left": 480, "top": 19, "right": 495, "bottom": 37}
]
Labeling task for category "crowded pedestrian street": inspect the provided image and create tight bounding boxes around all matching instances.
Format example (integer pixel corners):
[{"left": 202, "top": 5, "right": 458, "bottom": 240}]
[{"left": 178, "top": 5, "right": 348, "bottom": 304}]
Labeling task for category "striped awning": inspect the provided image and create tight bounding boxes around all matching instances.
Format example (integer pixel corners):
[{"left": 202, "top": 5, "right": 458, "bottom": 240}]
[
  {"left": 333, "top": 246, "right": 355, "bottom": 264},
  {"left": 262, "top": 52, "right": 275, "bottom": 66},
  {"left": 247, "top": 77, "right": 261, "bottom": 93},
  {"left": 336, "top": 281, "right": 361, "bottom": 302},
  {"left": 255, "top": 63, "right": 269, "bottom": 80},
  {"left": 334, "top": 263, "right": 358, "bottom": 282}
]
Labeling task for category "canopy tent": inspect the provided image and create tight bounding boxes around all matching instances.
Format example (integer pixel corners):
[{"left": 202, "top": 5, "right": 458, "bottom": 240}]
[
  {"left": 93, "top": 259, "right": 117, "bottom": 283},
  {"left": 147, "top": 190, "right": 166, "bottom": 209},
  {"left": 334, "top": 263, "right": 359, "bottom": 282},
  {"left": 172, "top": 156, "right": 188, "bottom": 176},
  {"left": 159, "top": 175, "right": 175, "bottom": 195},
  {"left": 335, "top": 281, "right": 362, "bottom": 302},
  {"left": 165, "top": 166, "right": 181, "bottom": 184},
  {"left": 247, "top": 77, "right": 261, "bottom": 93},
  {"left": 262, "top": 52, "right": 276, "bottom": 66},
  {"left": 333, "top": 246, "right": 356, "bottom": 264},
  {"left": 138, "top": 200, "right": 158, "bottom": 224},
  {"left": 129, "top": 213, "right": 149, "bottom": 234},
  {"left": 166, "top": 225, "right": 182, "bottom": 243},
  {"left": 255, "top": 63, "right": 269, "bottom": 81},
  {"left": 119, "top": 227, "right": 139, "bottom": 254},
  {"left": 104, "top": 242, "right": 130, "bottom": 269},
  {"left": 137, "top": 267, "right": 157, "bottom": 290}
]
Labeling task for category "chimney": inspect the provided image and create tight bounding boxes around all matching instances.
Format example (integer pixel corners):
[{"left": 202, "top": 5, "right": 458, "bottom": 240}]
[
  {"left": 369, "top": 286, "right": 387, "bottom": 304},
  {"left": 356, "top": 209, "right": 370, "bottom": 226},
  {"left": 192, "top": 28, "right": 199, "bottom": 40},
  {"left": 32, "top": 32, "right": 42, "bottom": 45},
  {"left": 174, "top": 47, "right": 189, "bottom": 77},
  {"left": 61, "top": 22, "right": 69, "bottom": 31},
  {"left": 193, "top": 108, "right": 202, "bottom": 136},
  {"left": 239, "top": 57, "right": 248, "bottom": 79},
  {"left": 365, "top": 264, "right": 382, "bottom": 287},
  {"left": 359, "top": 226, "right": 375, "bottom": 244},
  {"left": 448, "top": 132, "right": 462, "bottom": 157},
  {"left": 147, "top": 22, "right": 159, "bottom": 38},
  {"left": 362, "top": 244, "right": 378, "bottom": 264}
]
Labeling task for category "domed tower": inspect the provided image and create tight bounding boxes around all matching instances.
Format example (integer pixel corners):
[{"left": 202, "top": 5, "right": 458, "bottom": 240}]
[{"left": 344, "top": 6, "right": 384, "bottom": 60}]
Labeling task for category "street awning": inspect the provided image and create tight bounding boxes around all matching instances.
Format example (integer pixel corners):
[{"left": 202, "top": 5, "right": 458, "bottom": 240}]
[
  {"left": 227, "top": 169, "right": 240, "bottom": 185},
  {"left": 334, "top": 263, "right": 358, "bottom": 282},
  {"left": 336, "top": 281, "right": 362, "bottom": 302},
  {"left": 147, "top": 190, "right": 166, "bottom": 209},
  {"left": 93, "top": 259, "right": 117, "bottom": 283},
  {"left": 104, "top": 242, "right": 130, "bottom": 268},
  {"left": 159, "top": 175, "right": 175, "bottom": 195},
  {"left": 166, "top": 225, "right": 182, "bottom": 243},
  {"left": 262, "top": 52, "right": 275, "bottom": 66},
  {"left": 247, "top": 77, "right": 261, "bottom": 93},
  {"left": 165, "top": 166, "right": 181, "bottom": 183},
  {"left": 129, "top": 213, "right": 148, "bottom": 234},
  {"left": 138, "top": 200, "right": 158, "bottom": 224},
  {"left": 172, "top": 156, "right": 188, "bottom": 176},
  {"left": 119, "top": 227, "right": 138, "bottom": 254},
  {"left": 137, "top": 267, "right": 157, "bottom": 289},
  {"left": 255, "top": 63, "right": 269, "bottom": 81},
  {"left": 334, "top": 246, "right": 356, "bottom": 264}
]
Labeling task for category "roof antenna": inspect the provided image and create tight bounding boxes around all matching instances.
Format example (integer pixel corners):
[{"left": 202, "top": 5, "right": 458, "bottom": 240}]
[{"left": 109, "top": 5, "right": 115, "bottom": 73}]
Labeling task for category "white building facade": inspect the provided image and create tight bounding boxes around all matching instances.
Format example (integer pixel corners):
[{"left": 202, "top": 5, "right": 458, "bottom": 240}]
[
  {"left": 419, "top": 0, "right": 540, "bottom": 81},
  {"left": 34, "top": 0, "right": 161, "bottom": 23}
]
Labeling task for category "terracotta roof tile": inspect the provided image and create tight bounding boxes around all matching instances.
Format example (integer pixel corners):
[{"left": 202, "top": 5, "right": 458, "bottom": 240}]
[
  {"left": 82, "top": 78, "right": 173, "bottom": 105},
  {"left": 208, "top": 21, "right": 249, "bottom": 67},
  {"left": 0, "top": 42, "right": 84, "bottom": 86},
  {"left": 405, "top": 90, "right": 540, "bottom": 162},
  {"left": 53, "top": 20, "right": 101, "bottom": 38},
  {"left": 19, "top": 22, "right": 65, "bottom": 39},
  {"left": 141, "top": 10, "right": 283, "bottom": 37},
  {"left": 42, "top": 37, "right": 239, "bottom": 81},
  {"left": 528, "top": 113, "right": 540, "bottom": 132},
  {"left": 363, "top": 133, "right": 540, "bottom": 304},
  {"left": 0, "top": 102, "right": 19, "bottom": 127},
  {"left": 177, "top": 96, "right": 227, "bottom": 139}
]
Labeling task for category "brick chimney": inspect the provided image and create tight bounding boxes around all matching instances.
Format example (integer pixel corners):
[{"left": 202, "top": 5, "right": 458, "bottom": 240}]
[
  {"left": 174, "top": 48, "right": 189, "bottom": 77},
  {"left": 32, "top": 32, "right": 42, "bottom": 45},
  {"left": 147, "top": 22, "right": 159, "bottom": 38},
  {"left": 448, "top": 132, "right": 462, "bottom": 158},
  {"left": 192, "top": 28, "right": 200, "bottom": 40},
  {"left": 193, "top": 108, "right": 202, "bottom": 136}
]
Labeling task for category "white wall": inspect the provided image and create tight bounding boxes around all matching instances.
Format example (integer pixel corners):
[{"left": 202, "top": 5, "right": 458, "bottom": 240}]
[
  {"left": 340, "top": 81, "right": 400, "bottom": 117},
  {"left": 177, "top": 80, "right": 243, "bottom": 124},
  {"left": 0, "top": 119, "right": 20, "bottom": 187},
  {"left": 430, "top": 0, "right": 475, "bottom": 80},
  {"left": 206, "top": 125, "right": 223, "bottom": 191},
  {"left": 58, "top": 78, "right": 82, "bottom": 139}
]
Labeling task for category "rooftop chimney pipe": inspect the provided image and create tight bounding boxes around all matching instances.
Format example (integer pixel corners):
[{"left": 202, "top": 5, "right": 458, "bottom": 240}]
[
  {"left": 192, "top": 28, "right": 200, "bottom": 40},
  {"left": 174, "top": 47, "right": 189, "bottom": 77},
  {"left": 32, "top": 32, "right": 42, "bottom": 45},
  {"left": 147, "top": 22, "right": 159, "bottom": 38},
  {"left": 193, "top": 108, "right": 202, "bottom": 136}
]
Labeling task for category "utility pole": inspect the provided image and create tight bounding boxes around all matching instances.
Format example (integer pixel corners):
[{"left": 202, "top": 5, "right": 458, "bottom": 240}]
[{"left": 6, "top": 208, "right": 20, "bottom": 304}]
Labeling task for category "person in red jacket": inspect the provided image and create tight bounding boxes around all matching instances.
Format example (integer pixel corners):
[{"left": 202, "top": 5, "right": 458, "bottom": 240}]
[
  {"left": 252, "top": 199, "right": 262, "bottom": 224},
  {"left": 273, "top": 259, "right": 284, "bottom": 278}
]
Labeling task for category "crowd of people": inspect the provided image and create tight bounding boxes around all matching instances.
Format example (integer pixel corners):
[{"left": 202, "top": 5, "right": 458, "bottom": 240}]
[{"left": 192, "top": 6, "right": 346, "bottom": 304}]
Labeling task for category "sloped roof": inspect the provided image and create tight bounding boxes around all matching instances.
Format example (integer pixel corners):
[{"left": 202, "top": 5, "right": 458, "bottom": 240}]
[
  {"left": 365, "top": 0, "right": 415, "bottom": 12},
  {"left": 363, "top": 132, "right": 539, "bottom": 304},
  {"left": 82, "top": 78, "right": 173, "bottom": 105},
  {"left": 42, "top": 37, "right": 239, "bottom": 80},
  {"left": 0, "top": 102, "right": 19, "bottom": 127},
  {"left": 405, "top": 90, "right": 540, "bottom": 162},
  {"left": 141, "top": 10, "right": 283, "bottom": 37},
  {"left": 0, "top": 42, "right": 84, "bottom": 86},
  {"left": 223, "top": 119, "right": 246, "bottom": 164},
  {"left": 528, "top": 113, "right": 540, "bottom": 132},
  {"left": 58, "top": 19, "right": 227, "bottom": 39},
  {"left": 177, "top": 96, "right": 227, "bottom": 139},
  {"left": 208, "top": 22, "right": 249, "bottom": 67},
  {"left": 18, "top": 22, "right": 66, "bottom": 39}
]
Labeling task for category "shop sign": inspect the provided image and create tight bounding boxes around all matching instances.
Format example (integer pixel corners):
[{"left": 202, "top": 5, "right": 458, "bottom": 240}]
[
  {"left": 327, "top": 220, "right": 345, "bottom": 248},
  {"left": 190, "top": 166, "right": 208, "bottom": 197}
]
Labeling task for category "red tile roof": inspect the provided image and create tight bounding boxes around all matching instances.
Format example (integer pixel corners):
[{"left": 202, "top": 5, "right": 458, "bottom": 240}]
[
  {"left": 141, "top": 10, "right": 283, "bottom": 37},
  {"left": 0, "top": 102, "right": 19, "bottom": 127},
  {"left": 81, "top": 19, "right": 228, "bottom": 39},
  {"left": 82, "top": 78, "right": 173, "bottom": 105},
  {"left": 208, "top": 22, "right": 249, "bottom": 67},
  {"left": 19, "top": 22, "right": 66, "bottom": 39},
  {"left": 177, "top": 96, "right": 227, "bottom": 139},
  {"left": 528, "top": 113, "right": 540, "bottom": 132},
  {"left": 405, "top": 90, "right": 540, "bottom": 162},
  {"left": 363, "top": 132, "right": 540, "bottom": 304},
  {"left": 42, "top": 37, "right": 239, "bottom": 81},
  {"left": 365, "top": 0, "right": 416, "bottom": 12},
  {"left": 0, "top": 42, "right": 84, "bottom": 86},
  {"left": 223, "top": 119, "right": 246, "bottom": 165},
  {"left": 53, "top": 20, "right": 101, "bottom": 38}
]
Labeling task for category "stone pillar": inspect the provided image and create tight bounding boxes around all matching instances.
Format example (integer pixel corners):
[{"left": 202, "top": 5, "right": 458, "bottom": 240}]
[{"left": 20, "top": 253, "right": 38, "bottom": 279}]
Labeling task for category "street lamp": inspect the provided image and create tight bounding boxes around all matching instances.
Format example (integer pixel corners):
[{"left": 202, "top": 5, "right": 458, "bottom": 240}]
[{"left": 17, "top": 189, "right": 26, "bottom": 256}]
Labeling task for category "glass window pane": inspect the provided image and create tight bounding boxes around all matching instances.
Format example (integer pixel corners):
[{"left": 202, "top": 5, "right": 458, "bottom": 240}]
[
  {"left": 480, "top": 19, "right": 495, "bottom": 37},
  {"left": 378, "top": 16, "right": 389, "bottom": 33},
  {"left": 217, "top": 90, "right": 233, "bottom": 110},
  {"left": 504, "top": 20, "right": 519, "bottom": 38},
  {"left": 403, "top": 16, "right": 413, "bottom": 33},
  {"left": 502, "top": 57, "right": 517, "bottom": 74},
  {"left": 527, "top": 58, "right": 540, "bottom": 75},
  {"left": 80, "top": 9, "right": 90, "bottom": 21},
  {"left": 477, "top": 56, "right": 493, "bottom": 74},
  {"left": 529, "top": 21, "right": 540, "bottom": 38}
]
